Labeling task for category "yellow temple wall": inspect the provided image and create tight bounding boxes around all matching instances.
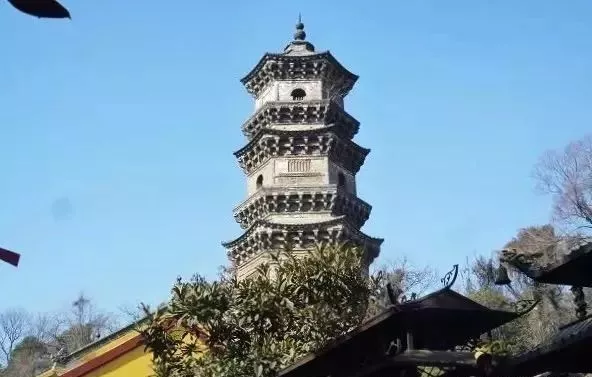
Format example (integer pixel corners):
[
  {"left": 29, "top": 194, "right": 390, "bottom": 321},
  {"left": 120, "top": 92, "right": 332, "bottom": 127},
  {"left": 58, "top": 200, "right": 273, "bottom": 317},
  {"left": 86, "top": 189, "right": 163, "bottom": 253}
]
[
  {"left": 36, "top": 321, "right": 204, "bottom": 377},
  {"left": 84, "top": 346, "right": 153, "bottom": 377}
]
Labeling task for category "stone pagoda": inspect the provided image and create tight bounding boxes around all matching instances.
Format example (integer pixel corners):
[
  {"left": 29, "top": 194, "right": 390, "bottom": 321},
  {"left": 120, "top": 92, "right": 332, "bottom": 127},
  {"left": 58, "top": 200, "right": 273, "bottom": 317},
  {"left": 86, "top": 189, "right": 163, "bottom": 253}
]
[{"left": 224, "top": 18, "right": 383, "bottom": 280}]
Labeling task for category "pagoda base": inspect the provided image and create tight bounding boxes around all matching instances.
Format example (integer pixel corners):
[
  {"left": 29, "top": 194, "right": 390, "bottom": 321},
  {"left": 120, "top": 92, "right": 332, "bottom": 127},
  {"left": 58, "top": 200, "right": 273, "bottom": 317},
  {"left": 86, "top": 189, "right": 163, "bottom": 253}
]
[{"left": 223, "top": 216, "right": 382, "bottom": 280}]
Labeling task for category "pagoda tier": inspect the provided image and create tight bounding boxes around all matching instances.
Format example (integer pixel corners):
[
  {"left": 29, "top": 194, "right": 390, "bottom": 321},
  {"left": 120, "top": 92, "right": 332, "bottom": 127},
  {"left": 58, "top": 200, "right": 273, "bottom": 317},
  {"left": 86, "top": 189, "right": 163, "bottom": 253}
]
[
  {"left": 241, "top": 100, "right": 359, "bottom": 140},
  {"left": 233, "top": 184, "right": 372, "bottom": 230},
  {"left": 240, "top": 51, "right": 358, "bottom": 99},
  {"left": 234, "top": 127, "right": 370, "bottom": 175},
  {"left": 223, "top": 216, "right": 383, "bottom": 276}
]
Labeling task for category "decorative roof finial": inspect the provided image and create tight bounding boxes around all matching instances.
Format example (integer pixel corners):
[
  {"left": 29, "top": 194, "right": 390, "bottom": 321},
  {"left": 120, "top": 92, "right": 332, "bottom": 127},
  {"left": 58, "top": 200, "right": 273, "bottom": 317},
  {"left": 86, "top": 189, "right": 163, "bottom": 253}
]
[{"left": 294, "top": 13, "right": 306, "bottom": 41}]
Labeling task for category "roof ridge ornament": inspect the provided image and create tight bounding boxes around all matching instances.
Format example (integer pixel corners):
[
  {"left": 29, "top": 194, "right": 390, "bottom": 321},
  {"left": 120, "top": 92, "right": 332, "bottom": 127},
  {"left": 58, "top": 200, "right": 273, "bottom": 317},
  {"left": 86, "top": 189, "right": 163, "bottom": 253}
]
[
  {"left": 441, "top": 264, "right": 459, "bottom": 289},
  {"left": 294, "top": 13, "right": 306, "bottom": 41},
  {"left": 283, "top": 14, "right": 315, "bottom": 55}
]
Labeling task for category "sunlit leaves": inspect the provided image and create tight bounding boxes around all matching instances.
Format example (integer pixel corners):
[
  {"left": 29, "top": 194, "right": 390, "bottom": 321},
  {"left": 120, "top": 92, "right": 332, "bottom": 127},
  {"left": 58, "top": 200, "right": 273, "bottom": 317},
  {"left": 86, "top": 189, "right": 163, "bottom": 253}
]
[{"left": 140, "top": 244, "right": 375, "bottom": 377}]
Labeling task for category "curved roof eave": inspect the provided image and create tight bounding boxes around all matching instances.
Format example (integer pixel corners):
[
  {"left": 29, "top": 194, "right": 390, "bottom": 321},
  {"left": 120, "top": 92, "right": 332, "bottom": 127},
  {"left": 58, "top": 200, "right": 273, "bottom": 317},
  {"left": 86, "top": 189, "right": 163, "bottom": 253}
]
[
  {"left": 222, "top": 216, "right": 349, "bottom": 249},
  {"left": 240, "top": 50, "right": 359, "bottom": 86},
  {"left": 233, "top": 125, "right": 339, "bottom": 158}
]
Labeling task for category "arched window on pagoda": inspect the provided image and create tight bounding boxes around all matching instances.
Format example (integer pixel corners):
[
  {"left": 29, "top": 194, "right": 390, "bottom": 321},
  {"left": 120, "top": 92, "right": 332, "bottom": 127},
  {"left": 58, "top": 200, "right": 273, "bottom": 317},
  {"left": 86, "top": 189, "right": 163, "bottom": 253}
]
[
  {"left": 291, "top": 88, "right": 306, "bottom": 101},
  {"left": 256, "top": 175, "right": 264, "bottom": 190}
]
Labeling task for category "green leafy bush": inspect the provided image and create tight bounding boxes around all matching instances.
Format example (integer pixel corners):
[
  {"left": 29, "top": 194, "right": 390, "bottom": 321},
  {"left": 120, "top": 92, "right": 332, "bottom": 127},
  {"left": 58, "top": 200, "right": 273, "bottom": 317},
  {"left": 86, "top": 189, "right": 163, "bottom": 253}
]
[{"left": 140, "top": 245, "right": 380, "bottom": 377}]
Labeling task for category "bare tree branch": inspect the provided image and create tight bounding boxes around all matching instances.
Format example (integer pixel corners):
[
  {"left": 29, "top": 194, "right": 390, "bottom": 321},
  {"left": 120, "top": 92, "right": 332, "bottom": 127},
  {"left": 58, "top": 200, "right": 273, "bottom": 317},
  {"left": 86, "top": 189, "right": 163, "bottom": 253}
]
[
  {"left": 58, "top": 293, "right": 120, "bottom": 352},
  {"left": 533, "top": 134, "right": 592, "bottom": 233},
  {"left": 117, "top": 303, "right": 144, "bottom": 323},
  {"left": 0, "top": 309, "right": 30, "bottom": 365},
  {"left": 366, "top": 258, "right": 438, "bottom": 318}
]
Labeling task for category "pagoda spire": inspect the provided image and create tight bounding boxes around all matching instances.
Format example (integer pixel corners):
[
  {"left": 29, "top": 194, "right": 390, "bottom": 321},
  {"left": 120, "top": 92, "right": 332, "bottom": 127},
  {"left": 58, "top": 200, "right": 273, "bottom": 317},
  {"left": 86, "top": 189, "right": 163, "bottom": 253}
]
[
  {"left": 294, "top": 14, "right": 306, "bottom": 41},
  {"left": 283, "top": 15, "right": 315, "bottom": 55}
]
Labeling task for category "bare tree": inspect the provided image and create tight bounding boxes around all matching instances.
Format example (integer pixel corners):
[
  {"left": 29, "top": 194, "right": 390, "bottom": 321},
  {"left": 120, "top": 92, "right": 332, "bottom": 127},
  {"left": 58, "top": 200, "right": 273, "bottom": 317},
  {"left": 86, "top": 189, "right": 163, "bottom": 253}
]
[
  {"left": 29, "top": 313, "right": 65, "bottom": 346},
  {"left": 1, "top": 336, "right": 49, "bottom": 377},
  {"left": 485, "top": 225, "right": 575, "bottom": 349},
  {"left": 505, "top": 225, "right": 559, "bottom": 253},
  {"left": 366, "top": 258, "right": 438, "bottom": 318},
  {"left": 54, "top": 293, "right": 119, "bottom": 353},
  {"left": 61, "top": 293, "right": 119, "bottom": 349},
  {"left": 0, "top": 295, "right": 118, "bottom": 376},
  {"left": 118, "top": 303, "right": 144, "bottom": 323},
  {"left": 0, "top": 309, "right": 30, "bottom": 366},
  {"left": 533, "top": 134, "right": 592, "bottom": 233},
  {"left": 500, "top": 225, "right": 576, "bottom": 306}
]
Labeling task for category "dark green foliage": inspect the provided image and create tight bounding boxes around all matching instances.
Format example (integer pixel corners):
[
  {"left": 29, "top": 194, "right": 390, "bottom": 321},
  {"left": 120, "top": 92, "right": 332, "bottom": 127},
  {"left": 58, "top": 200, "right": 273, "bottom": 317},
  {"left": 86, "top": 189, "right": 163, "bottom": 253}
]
[{"left": 140, "top": 245, "right": 380, "bottom": 377}]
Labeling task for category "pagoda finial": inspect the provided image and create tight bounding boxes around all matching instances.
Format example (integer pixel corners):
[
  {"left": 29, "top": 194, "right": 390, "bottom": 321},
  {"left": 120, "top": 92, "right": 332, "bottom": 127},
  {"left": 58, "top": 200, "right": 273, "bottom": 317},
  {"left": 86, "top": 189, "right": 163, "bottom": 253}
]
[
  {"left": 283, "top": 14, "right": 315, "bottom": 54},
  {"left": 294, "top": 14, "right": 306, "bottom": 41}
]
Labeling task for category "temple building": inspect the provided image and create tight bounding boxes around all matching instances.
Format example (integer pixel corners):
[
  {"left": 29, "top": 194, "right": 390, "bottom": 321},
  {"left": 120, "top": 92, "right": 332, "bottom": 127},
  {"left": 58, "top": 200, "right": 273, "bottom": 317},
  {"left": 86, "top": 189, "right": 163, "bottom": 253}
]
[{"left": 224, "top": 18, "right": 383, "bottom": 280}]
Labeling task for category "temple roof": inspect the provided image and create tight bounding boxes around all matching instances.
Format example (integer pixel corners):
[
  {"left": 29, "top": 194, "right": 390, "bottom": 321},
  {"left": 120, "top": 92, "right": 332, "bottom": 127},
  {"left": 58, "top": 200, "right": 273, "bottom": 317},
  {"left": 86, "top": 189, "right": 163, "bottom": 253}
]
[
  {"left": 502, "top": 239, "right": 592, "bottom": 287},
  {"left": 278, "top": 285, "right": 524, "bottom": 377},
  {"left": 35, "top": 317, "right": 148, "bottom": 377},
  {"left": 508, "top": 315, "right": 592, "bottom": 375},
  {"left": 54, "top": 318, "right": 146, "bottom": 366},
  {"left": 392, "top": 289, "right": 522, "bottom": 349}
]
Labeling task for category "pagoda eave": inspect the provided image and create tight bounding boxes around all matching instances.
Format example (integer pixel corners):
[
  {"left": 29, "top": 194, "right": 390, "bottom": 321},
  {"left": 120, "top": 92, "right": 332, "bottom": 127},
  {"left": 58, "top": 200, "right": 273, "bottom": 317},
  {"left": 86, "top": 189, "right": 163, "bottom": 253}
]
[
  {"left": 223, "top": 217, "right": 382, "bottom": 266},
  {"left": 233, "top": 125, "right": 336, "bottom": 158},
  {"left": 234, "top": 127, "right": 370, "bottom": 175},
  {"left": 241, "top": 99, "right": 360, "bottom": 140},
  {"left": 232, "top": 184, "right": 372, "bottom": 229},
  {"left": 240, "top": 51, "right": 359, "bottom": 98}
]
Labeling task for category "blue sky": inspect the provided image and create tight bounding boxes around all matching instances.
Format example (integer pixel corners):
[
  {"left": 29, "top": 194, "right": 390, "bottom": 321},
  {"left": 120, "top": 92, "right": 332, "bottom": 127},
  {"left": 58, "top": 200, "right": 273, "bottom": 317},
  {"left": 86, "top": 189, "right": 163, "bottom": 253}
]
[{"left": 1, "top": 0, "right": 591, "bottom": 319}]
